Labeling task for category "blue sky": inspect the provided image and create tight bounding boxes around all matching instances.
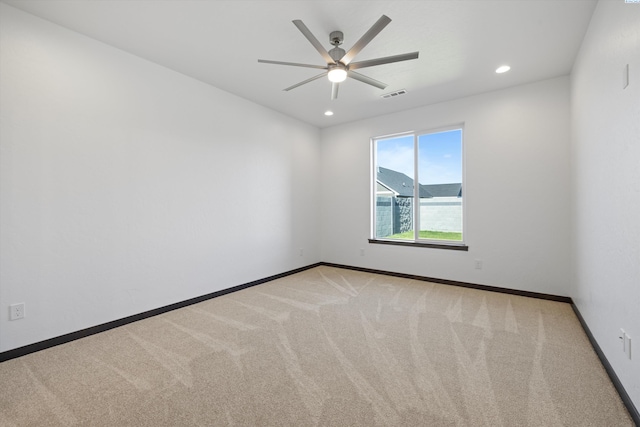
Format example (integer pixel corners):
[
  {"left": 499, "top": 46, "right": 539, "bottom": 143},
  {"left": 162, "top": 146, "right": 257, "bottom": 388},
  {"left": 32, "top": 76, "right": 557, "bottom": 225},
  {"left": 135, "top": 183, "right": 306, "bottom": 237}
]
[{"left": 376, "top": 129, "right": 462, "bottom": 185}]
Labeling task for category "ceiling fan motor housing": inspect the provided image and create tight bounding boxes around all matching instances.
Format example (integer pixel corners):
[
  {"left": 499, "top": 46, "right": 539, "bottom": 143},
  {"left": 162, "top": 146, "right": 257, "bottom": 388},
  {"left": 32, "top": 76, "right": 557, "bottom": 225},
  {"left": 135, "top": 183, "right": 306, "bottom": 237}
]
[
  {"left": 329, "top": 31, "right": 344, "bottom": 46},
  {"left": 329, "top": 47, "right": 346, "bottom": 62}
]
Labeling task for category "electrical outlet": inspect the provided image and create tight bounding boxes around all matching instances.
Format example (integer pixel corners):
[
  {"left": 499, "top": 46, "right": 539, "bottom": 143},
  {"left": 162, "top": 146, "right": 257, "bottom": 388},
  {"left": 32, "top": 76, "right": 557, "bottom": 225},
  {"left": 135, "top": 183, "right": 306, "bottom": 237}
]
[
  {"left": 10, "top": 303, "right": 25, "bottom": 321},
  {"left": 299, "top": 248, "right": 303, "bottom": 256},
  {"left": 360, "top": 248, "right": 365, "bottom": 256},
  {"left": 474, "top": 259, "right": 483, "bottom": 270}
]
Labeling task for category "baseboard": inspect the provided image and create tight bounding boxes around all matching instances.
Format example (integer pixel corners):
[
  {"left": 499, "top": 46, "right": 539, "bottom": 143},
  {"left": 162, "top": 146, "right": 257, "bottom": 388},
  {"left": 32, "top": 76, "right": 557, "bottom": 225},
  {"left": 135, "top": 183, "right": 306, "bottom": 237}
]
[
  {"left": 0, "top": 262, "right": 322, "bottom": 363},
  {"left": 3, "top": 262, "right": 638, "bottom": 425},
  {"left": 571, "top": 304, "right": 640, "bottom": 426},
  {"left": 320, "top": 262, "right": 573, "bottom": 303},
  {"left": 4, "top": 261, "right": 567, "bottom": 363}
]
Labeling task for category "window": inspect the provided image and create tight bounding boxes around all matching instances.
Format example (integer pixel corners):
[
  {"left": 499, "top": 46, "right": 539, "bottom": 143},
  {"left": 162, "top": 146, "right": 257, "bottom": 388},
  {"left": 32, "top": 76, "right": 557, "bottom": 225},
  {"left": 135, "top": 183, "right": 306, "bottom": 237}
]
[{"left": 371, "top": 126, "right": 465, "bottom": 249}]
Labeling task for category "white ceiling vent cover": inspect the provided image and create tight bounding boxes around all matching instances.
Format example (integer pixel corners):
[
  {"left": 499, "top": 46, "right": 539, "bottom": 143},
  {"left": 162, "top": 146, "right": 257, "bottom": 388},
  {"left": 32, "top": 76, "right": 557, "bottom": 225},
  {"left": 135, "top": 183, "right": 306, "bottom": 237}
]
[{"left": 381, "top": 89, "right": 407, "bottom": 99}]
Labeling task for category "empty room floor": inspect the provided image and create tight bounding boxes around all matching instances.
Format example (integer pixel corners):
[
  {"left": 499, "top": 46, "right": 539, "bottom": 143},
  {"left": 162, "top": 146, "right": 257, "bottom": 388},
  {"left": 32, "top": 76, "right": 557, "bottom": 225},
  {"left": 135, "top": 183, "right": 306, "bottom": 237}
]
[{"left": 0, "top": 266, "right": 633, "bottom": 426}]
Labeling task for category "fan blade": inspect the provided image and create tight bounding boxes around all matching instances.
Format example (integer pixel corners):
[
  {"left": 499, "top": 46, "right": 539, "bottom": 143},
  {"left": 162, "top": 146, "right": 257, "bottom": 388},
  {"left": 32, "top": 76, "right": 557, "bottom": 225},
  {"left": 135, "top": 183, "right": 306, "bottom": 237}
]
[
  {"left": 258, "top": 59, "right": 328, "bottom": 70},
  {"left": 348, "top": 52, "right": 419, "bottom": 70},
  {"left": 284, "top": 72, "right": 327, "bottom": 91},
  {"left": 340, "top": 15, "right": 392, "bottom": 65},
  {"left": 331, "top": 82, "right": 339, "bottom": 100},
  {"left": 292, "top": 20, "right": 336, "bottom": 65},
  {"left": 348, "top": 71, "right": 387, "bottom": 90}
]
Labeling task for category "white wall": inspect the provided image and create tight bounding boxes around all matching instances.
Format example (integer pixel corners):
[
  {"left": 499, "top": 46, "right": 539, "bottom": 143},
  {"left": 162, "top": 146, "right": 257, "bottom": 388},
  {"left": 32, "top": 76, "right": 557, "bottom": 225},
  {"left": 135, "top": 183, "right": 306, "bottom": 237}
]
[
  {"left": 571, "top": 0, "right": 640, "bottom": 409},
  {"left": 0, "top": 4, "right": 321, "bottom": 352},
  {"left": 1, "top": 1, "right": 637, "bottom": 411},
  {"left": 321, "top": 77, "right": 572, "bottom": 296}
]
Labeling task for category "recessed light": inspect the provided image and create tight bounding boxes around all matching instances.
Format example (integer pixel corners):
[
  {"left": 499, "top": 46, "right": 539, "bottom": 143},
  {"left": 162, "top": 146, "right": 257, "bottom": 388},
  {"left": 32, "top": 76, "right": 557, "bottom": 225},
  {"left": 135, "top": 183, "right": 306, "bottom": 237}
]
[
  {"left": 496, "top": 65, "right": 511, "bottom": 74},
  {"left": 324, "top": 111, "right": 334, "bottom": 116}
]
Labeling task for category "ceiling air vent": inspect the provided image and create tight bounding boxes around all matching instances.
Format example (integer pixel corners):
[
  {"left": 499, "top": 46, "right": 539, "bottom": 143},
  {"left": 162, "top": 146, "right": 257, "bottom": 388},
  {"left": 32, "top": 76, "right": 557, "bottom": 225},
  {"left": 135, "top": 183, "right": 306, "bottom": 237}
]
[{"left": 381, "top": 89, "right": 407, "bottom": 99}]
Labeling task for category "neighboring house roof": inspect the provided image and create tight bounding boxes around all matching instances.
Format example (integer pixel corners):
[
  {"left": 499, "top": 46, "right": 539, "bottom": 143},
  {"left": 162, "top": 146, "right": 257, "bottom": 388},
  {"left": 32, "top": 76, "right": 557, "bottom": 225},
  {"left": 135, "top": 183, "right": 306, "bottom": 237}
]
[
  {"left": 421, "top": 183, "right": 462, "bottom": 198},
  {"left": 377, "top": 167, "right": 461, "bottom": 198},
  {"left": 376, "top": 167, "right": 431, "bottom": 197}
]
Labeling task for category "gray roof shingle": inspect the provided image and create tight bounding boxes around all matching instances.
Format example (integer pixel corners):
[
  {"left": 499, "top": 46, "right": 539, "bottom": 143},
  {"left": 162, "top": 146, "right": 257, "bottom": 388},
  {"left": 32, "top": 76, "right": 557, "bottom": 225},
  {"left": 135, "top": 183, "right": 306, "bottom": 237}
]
[
  {"left": 376, "top": 167, "right": 431, "bottom": 197},
  {"left": 420, "top": 183, "right": 462, "bottom": 198},
  {"left": 377, "top": 167, "right": 461, "bottom": 198}
]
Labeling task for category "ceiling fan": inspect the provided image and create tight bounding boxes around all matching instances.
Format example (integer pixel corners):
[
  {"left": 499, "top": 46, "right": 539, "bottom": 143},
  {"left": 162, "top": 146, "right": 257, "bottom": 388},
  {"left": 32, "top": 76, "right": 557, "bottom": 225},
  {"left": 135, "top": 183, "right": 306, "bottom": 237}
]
[{"left": 258, "top": 15, "right": 419, "bottom": 100}]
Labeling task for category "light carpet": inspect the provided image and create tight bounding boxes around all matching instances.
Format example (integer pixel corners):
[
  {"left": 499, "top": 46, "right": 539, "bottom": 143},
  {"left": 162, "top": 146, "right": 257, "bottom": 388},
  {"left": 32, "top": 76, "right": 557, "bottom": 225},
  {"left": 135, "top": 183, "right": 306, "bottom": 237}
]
[{"left": 0, "top": 266, "right": 633, "bottom": 426}]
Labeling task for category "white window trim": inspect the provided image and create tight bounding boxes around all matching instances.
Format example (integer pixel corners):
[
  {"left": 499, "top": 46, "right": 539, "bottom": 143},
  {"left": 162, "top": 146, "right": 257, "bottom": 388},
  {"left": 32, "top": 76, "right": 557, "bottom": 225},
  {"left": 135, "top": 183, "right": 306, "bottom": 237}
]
[{"left": 370, "top": 124, "right": 467, "bottom": 250}]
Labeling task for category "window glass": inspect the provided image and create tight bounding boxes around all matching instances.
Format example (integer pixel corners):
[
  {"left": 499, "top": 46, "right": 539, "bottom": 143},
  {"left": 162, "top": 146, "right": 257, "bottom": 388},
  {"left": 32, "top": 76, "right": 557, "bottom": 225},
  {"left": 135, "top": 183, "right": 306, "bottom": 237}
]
[
  {"left": 373, "top": 127, "right": 463, "bottom": 244},
  {"left": 417, "top": 129, "right": 463, "bottom": 242},
  {"left": 374, "top": 135, "right": 414, "bottom": 240}
]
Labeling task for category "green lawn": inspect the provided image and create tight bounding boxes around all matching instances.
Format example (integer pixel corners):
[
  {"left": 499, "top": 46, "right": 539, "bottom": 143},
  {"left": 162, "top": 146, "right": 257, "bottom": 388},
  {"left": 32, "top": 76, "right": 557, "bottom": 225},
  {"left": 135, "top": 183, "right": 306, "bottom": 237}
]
[{"left": 388, "top": 230, "right": 462, "bottom": 241}]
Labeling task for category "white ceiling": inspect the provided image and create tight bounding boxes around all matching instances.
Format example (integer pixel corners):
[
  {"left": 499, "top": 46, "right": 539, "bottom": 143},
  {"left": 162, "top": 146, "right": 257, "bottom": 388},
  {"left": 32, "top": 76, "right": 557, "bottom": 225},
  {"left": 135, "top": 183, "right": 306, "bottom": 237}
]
[{"left": 3, "top": 0, "right": 597, "bottom": 128}]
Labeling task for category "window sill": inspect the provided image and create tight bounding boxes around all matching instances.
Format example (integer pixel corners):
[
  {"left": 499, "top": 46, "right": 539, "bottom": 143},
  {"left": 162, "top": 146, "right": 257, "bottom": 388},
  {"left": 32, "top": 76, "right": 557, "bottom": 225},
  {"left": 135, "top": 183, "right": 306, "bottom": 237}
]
[{"left": 368, "top": 239, "right": 469, "bottom": 251}]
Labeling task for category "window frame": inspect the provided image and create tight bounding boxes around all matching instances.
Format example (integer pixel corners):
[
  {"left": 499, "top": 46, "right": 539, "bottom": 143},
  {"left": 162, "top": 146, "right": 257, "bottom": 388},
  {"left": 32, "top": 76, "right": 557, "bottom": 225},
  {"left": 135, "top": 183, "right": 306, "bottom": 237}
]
[{"left": 370, "top": 124, "right": 467, "bottom": 251}]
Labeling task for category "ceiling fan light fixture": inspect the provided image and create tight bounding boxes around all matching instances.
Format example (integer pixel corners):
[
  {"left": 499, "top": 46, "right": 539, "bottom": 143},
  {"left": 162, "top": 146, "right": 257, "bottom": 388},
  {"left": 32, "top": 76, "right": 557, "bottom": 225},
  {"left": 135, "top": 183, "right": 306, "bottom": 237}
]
[
  {"left": 258, "top": 15, "right": 419, "bottom": 99},
  {"left": 327, "top": 66, "right": 348, "bottom": 83}
]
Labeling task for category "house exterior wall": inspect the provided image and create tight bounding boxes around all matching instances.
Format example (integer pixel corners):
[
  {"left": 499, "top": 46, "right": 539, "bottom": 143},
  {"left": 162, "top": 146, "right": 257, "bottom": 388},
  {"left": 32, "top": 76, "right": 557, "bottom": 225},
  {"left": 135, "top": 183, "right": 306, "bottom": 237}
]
[
  {"left": 375, "top": 196, "right": 413, "bottom": 238},
  {"left": 375, "top": 197, "right": 393, "bottom": 237},
  {"left": 396, "top": 197, "right": 413, "bottom": 234}
]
